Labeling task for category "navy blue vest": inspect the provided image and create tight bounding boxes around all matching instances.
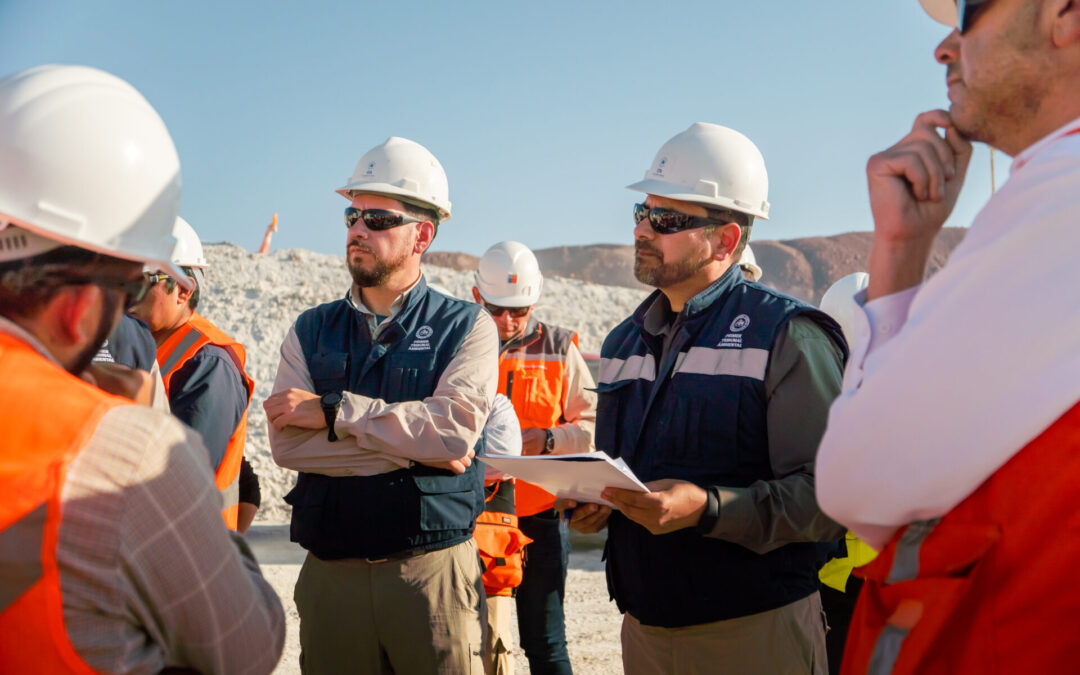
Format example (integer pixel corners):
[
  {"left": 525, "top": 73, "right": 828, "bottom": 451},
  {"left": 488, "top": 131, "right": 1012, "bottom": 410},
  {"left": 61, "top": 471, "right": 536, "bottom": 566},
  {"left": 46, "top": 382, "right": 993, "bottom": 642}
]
[
  {"left": 285, "top": 277, "right": 487, "bottom": 560},
  {"left": 599, "top": 266, "right": 847, "bottom": 628}
]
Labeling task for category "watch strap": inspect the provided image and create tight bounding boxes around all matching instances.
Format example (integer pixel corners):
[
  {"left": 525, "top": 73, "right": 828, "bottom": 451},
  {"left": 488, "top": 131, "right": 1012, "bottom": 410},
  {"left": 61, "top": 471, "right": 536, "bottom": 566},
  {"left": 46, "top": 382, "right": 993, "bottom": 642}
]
[{"left": 696, "top": 486, "right": 720, "bottom": 535}]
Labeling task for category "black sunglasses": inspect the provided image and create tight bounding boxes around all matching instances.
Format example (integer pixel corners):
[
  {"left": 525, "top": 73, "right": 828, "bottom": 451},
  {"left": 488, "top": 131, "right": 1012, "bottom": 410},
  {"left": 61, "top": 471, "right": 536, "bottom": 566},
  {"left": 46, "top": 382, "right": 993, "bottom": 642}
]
[
  {"left": 633, "top": 202, "right": 729, "bottom": 235},
  {"left": 482, "top": 301, "right": 530, "bottom": 318},
  {"left": 957, "top": 0, "right": 991, "bottom": 34},
  {"left": 344, "top": 207, "right": 424, "bottom": 231},
  {"left": 62, "top": 273, "right": 153, "bottom": 310}
]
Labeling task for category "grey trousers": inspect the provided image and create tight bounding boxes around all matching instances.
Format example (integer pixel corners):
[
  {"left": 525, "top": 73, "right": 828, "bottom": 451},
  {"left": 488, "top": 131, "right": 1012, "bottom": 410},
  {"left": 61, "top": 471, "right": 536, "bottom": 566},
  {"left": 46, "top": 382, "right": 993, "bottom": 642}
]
[
  {"left": 621, "top": 592, "right": 829, "bottom": 675},
  {"left": 294, "top": 539, "right": 487, "bottom": 674}
]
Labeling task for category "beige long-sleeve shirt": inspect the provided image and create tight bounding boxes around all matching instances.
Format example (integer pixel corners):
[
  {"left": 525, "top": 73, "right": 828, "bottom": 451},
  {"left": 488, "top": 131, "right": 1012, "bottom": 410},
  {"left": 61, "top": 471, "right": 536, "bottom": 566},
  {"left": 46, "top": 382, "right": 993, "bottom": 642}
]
[
  {"left": 270, "top": 281, "right": 500, "bottom": 476},
  {"left": 0, "top": 319, "right": 285, "bottom": 675},
  {"left": 548, "top": 340, "right": 597, "bottom": 453}
]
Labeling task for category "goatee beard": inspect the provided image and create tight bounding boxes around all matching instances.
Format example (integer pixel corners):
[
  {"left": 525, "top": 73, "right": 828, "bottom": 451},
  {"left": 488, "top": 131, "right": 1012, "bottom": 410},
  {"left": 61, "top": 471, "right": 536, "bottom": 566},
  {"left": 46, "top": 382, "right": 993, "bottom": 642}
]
[
  {"left": 633, "top": 242, "right": 710, "bottom": 288},
  {"left": 348, "top": 246, "right": 409, "bottom": 288}
]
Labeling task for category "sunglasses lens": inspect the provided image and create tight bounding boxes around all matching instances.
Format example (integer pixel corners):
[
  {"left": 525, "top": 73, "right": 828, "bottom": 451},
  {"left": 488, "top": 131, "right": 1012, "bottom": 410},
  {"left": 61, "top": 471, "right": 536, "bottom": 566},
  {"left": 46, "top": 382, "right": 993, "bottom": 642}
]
[
  {"left": 345, "top": 208, "right": 406, "bottom": 231},
  {"left": 633, "top": 203, "right": 648, "bottom": 225}
]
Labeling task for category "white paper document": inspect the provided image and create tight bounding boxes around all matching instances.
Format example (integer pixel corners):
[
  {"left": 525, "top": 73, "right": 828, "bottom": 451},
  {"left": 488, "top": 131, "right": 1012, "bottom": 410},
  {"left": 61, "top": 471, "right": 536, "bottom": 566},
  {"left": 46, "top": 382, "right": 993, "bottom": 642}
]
[{"left": 479, "top": 453, "right": 649, "bottom": 507}]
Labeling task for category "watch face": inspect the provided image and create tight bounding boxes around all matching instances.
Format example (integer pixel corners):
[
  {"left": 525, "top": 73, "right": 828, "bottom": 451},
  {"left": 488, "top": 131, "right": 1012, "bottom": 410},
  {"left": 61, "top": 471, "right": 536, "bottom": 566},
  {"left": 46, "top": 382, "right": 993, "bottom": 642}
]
[{"left": 321, "top": 392, "right": 343, "bottom": 407}]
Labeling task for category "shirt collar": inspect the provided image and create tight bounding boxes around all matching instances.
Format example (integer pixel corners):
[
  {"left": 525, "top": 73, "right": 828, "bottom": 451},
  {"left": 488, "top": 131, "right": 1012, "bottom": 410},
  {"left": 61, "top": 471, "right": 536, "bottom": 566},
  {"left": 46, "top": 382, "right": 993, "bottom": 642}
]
[
  {"left": 1012, "top": 114, "right": 1080, "bottom": 174},
  {"left": 0, "top": 316, "right": 62, "bottom": 365},
  {"left": 347, "top": 274, "right": 424, "bottom": 318},
  {"left": 634, "top": 263, "right": 744, "bottom": 336}
]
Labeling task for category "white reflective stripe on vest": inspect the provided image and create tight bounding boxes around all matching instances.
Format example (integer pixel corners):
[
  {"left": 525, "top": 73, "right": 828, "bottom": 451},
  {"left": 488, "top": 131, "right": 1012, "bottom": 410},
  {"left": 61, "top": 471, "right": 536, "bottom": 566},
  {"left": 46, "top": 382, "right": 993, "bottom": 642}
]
[
  {"left": 0, "top": 502, "right": 46, "bottom": 612},
  {"left": 672, "top": 347, "right": 769, "bottom": 381},
  {"left": 868, "top": 624, "right": 909, "bottom": 675},
  {"left": 220, "top": 476, "right": 240, "bottom": 510},
  {"left": 599, "top": 354, "right": 656, "bottom": 384}
]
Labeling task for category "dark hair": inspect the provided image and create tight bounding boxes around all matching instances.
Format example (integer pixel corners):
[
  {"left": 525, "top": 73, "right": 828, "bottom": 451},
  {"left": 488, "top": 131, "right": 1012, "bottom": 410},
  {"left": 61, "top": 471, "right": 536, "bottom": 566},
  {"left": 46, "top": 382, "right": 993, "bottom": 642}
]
[
  {"left": 701, "top": 207, "right": 754, "bottom": 259},
  {"left": 0, "top": 246, "right": 118, "bottom": 318},
  {"left": 401, "top": 201, "right": 440, "bottom": 242},
  {"left": 162, "top": 266, "right": 200, "bottom": 310}
]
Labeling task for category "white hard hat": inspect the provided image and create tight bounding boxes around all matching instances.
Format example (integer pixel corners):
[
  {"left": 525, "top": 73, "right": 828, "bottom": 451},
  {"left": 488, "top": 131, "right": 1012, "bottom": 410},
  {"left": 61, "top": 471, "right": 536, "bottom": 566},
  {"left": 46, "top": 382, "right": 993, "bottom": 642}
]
[
  {"left": 918, "top": 0, "right": 957, "bottom": 27},
  {"left": 627, "top": 122, "right": 770, "bottom": 220},
  {"left": 738, "top": 245, "right": 763, "bottom": 282},
  {"left": 819, "top": 272, "right": 870, "bottom": 345},
  {"left": 171, "top": 217, "right": 209, "bottom": 268},
  {"left": 475, "top": 241, "right": 543, "bottom": 307},
  {"left": 0, "top": 65, "right": 188, "bottom": 285},
  {"left": 336, "top": 136, "right": 452, "bottom": 222}
]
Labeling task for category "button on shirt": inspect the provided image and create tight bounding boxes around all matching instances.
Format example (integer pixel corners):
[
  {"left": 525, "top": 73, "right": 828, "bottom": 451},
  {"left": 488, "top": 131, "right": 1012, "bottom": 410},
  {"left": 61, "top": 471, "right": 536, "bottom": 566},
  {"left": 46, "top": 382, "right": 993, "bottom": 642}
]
[{"left": 815, "top": 116, "right": 1080, "bottom": 550}]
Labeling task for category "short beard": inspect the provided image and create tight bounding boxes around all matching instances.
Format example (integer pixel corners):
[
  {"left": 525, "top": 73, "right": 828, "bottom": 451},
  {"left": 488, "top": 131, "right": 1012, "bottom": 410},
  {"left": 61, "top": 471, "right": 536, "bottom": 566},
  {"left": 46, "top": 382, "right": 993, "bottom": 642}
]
[
  {"left": 347, "top": 244, "right": 410, "bottom": 288},
  {"left": 71, "top": 290, "right": 120, "bottom": 375},
  {"left": 633, "top": 241, "right": 711, "bottom": 288}
]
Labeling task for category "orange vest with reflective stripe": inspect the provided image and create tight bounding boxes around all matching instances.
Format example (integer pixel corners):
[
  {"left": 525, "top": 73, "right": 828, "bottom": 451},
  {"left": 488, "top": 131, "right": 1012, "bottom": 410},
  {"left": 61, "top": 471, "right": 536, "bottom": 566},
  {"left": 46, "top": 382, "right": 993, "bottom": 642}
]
[
  {"left": 157, "top": 313, "right": 253, "bottom": 530},
  {"left": 498, "top": 321, "right": 578, "bottom": 517},
  {"left": 0, "top": 333, "right": 127, "bottom": 674},
  {"left": 842, "top": 400, "right": 1080, "bottom": 674}
]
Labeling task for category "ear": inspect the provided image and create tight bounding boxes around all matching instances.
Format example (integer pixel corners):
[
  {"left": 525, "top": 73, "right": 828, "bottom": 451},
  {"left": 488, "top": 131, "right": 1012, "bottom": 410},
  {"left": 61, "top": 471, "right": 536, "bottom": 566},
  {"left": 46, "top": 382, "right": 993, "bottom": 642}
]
[
  {"left": 413, "top": 221, "right": 435, "bottom": 255},
  {"left": 175, "top": 278, "right": 196, "bottom": 307},
  {"left": 710, "top": 223, "right": 743, "bottom": 261},
  {"left": 471, "top": 287, "right": 484, "bottom": 304},
  {"left": 53, "top": 285, "right": 101, "bottom": 344},
  {"left": 1051, "top": 0, "right": 1080, "bottom": 47}
]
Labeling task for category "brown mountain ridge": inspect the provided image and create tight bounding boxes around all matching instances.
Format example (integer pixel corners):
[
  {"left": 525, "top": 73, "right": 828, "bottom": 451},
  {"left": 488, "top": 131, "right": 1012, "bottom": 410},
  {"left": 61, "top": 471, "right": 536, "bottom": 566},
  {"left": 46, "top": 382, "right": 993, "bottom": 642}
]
[{"left": 423, "top": 228, "right": 966, "bottom": 305}]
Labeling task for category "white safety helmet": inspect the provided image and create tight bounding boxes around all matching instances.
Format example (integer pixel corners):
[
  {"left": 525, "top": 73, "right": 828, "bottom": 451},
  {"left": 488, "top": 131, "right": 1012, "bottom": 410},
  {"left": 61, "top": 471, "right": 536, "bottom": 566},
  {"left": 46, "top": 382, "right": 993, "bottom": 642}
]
[
  {"left": 475, "top": 241, "right": 543, "bottom": 307},
  {"left": 738, "top": 245, "right": 763, "bottom": 282},
  {"left": 819, "top": 272, "right": 870, "bottom": 344},
  {"left": 627, "top": 122, "right": 770, "bottom": 221},
  {"left": 171, "top": 217, "right": 208, "bottom": 268},
  {"left": 0, "top": 64, "right": 188, "bottom": 285},
  {"left": 918, "top": 0, "right": 957, "bottom": 27},
  {"left": 336, "top": 136, "right": 452, "bottom": 222}
]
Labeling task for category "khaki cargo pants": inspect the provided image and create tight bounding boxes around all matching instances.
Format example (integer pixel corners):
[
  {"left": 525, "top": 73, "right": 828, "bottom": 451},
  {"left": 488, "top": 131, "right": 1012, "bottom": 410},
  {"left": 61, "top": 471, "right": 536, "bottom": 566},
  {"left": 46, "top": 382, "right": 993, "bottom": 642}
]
[{"left": 295, "top": 539, "right": 487, "bottom": 674}]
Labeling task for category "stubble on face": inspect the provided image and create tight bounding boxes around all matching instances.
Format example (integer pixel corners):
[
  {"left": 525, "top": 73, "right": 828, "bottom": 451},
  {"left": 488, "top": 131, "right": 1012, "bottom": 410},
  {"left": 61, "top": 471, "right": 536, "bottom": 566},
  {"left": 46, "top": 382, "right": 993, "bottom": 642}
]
[
  {"left": 633, "top": 238, "right": 713, "bottom": 288},
  {"left": 347, "top": 238, "right": 411, "bottom": 288},
  {"left": 949, "top": 3, "right": 1049, "bottom": 146}
]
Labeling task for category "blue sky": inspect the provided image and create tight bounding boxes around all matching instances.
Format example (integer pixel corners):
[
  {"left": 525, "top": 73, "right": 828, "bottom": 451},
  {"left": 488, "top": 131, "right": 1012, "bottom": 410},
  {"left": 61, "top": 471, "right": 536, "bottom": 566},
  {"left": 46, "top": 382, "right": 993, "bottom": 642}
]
[{"left": 0, "top": 1, "right": 1002, "bottom": 257}]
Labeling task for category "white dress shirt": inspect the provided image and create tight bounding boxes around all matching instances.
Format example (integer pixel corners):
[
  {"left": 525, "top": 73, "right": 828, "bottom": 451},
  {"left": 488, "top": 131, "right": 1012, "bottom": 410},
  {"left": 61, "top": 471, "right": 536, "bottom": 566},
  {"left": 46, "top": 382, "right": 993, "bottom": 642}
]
[{"left": 816, "top": 116, "right": 1080, "bottom": 550}]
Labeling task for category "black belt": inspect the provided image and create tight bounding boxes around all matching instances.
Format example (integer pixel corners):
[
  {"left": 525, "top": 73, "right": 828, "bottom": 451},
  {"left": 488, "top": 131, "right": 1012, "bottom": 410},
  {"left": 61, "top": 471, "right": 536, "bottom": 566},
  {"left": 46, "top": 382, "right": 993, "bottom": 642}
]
[{"left": 363, "top": 548, "right": 429, "bottom": 564}]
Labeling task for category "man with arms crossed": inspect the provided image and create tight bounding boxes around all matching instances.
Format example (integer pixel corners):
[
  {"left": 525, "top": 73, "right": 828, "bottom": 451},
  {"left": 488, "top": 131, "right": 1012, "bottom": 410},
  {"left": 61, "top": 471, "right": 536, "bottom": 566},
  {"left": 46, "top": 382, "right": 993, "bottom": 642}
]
[
  {"left": 565, "top": 122, "right": 847, "bottom": 674},
  {"left": 815, "top": 0, "right": 1080, "bottom": 671},
  {"left": 265, "top": 136, "right": 498, "bottom": 674}
]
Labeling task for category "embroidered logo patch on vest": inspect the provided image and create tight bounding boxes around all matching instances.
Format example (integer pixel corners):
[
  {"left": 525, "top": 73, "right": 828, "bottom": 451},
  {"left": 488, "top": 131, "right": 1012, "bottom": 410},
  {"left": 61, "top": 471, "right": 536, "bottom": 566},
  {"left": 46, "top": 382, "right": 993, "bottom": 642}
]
[
  {"left": 730, "top": 314, "right": 751, "bottom": 332},
  {"left": 410, "top": 325, "right": 434, "bottom": 351}
]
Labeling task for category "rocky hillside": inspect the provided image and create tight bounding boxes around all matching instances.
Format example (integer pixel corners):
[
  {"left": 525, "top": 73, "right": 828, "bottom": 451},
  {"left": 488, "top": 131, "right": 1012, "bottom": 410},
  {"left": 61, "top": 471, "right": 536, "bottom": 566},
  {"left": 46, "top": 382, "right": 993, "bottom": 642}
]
[{"left": 424, "top": 228, "right": 966, "bottom": 305}]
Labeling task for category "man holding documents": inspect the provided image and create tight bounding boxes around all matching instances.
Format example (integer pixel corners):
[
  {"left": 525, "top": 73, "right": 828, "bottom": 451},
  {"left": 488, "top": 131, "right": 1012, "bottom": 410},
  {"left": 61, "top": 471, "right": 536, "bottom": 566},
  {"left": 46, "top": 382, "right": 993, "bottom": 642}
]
[
  {"left": 472, "top": 241, "right": 596, "bottom": 675},
  {"left": 565, "top": 123, "right": 846, "bottom": 673}
]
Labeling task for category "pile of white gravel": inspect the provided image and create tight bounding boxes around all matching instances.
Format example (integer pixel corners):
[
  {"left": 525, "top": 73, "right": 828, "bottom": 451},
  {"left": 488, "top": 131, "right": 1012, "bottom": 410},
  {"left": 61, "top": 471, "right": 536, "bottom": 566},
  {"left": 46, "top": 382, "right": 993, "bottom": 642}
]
[{"left": 197, "top": 243, "right": 649, "bottom": 523}]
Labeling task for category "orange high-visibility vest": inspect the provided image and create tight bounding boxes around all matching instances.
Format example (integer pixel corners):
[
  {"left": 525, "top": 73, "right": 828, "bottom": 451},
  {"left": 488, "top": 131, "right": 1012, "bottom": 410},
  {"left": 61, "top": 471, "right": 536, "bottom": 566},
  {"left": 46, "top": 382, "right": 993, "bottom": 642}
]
[
  {"left": 474, "top": 480, "right": 533, "bottom": 597},
  {"left": 0, "top": 333, "right": 127, "bottom": 674},
  {"left": 157, "top": 313, "right": 253, "bottom": 530},
  {"left": 498, "top": 322, "right": 578, "bottom": 517},
  {"left": 842, "top": 400, "right": 1080, "bottom": 674}
]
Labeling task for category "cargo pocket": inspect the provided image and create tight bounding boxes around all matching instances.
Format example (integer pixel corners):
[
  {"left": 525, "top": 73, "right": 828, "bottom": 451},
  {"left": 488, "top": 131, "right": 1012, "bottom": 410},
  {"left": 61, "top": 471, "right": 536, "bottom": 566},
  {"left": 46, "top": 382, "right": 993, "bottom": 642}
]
[
  {"left": 388, "top": 352, "right": 437, "bottom": 402},
  {"left": 308, "top": 351, "right": 349, "bottom": 394},
  {"left": 412, "top": 472, "right": 480, "bottom": 532},
  {"left": 593, "top": 380, "right": 634, "bottom": 454}
]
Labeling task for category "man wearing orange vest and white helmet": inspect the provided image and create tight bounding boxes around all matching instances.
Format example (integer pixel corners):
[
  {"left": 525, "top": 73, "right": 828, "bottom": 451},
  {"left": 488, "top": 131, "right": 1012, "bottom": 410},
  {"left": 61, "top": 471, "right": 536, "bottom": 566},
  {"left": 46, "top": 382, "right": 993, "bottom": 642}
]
[
  {"left": 131, "top": 217, "right": 257, "bottom": 532},
  {"left": 0, "top": 64, "right": 283, "bottom": 674},
  {"left": 472, "top": 240, "right": 597, "bottom": 675},
  {"left": 815, "top": 0, "right": 1080, "bottom": 671}
]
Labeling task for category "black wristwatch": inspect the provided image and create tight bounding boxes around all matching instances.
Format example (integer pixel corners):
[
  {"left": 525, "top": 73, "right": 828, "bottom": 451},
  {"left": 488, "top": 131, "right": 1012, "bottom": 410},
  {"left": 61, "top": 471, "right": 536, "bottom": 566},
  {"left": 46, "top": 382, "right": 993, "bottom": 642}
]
[
  {"left": 541, "top": 428, "right": 555, "bottom": 454},
  {"left": 696, "top": 486, "right": 720, "bottom": 535},
  {"left": 320, "top": 391, "right": 343, "bottom": 442}
]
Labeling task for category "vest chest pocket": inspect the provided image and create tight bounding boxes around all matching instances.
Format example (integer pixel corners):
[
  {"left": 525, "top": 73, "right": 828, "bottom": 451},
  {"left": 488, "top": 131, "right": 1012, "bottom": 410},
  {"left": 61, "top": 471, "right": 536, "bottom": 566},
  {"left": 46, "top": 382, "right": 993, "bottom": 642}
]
[
  {"left": 655, "top": 377, "right": 740, "bottom": 477},
  {"left": 516, "top": 368, "right": 560, "bottom": 428},
  {"left": 308, "top": 351, "right": 349, "bottom": 395},
  {"left": 593, "top": 380, "right": 635, "bottom": 457},
  {"left": 386, "top": 352, "right": 438, "bottom": 403}
]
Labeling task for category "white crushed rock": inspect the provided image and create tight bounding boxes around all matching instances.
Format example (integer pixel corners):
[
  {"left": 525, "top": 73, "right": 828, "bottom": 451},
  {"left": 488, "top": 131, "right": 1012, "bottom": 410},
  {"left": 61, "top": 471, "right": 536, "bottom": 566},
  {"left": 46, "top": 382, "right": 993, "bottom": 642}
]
[{"left": 197, "top": 243, "right": 649, "bottom": 524}]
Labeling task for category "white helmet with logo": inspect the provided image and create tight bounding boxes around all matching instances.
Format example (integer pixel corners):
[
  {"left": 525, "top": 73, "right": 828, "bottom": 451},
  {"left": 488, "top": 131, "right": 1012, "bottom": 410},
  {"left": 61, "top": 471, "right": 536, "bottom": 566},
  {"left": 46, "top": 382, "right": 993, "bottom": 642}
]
[
  {"left": 171, "top": 217, "right": 209, "bottom": 268},
  {"left": 918, "top": 0, "right": 957, "bottom": 27},
  {"left": 627, "top": 122, "right": 770, "bottom": 221},
  {"left": 0, "top": 64, "right": 187, "bottom": 284},
  {"left": 738, "top": 245, "right": 763, "bottom": 282},
  {"left": 819, "top": 272, "right": 870, "bottom": 344},
  {"left": 475, "top": 241, "right": 543, "bottom": 308},
  {"left": 336, "top": 136, "right": 452, "bottom": 222}
]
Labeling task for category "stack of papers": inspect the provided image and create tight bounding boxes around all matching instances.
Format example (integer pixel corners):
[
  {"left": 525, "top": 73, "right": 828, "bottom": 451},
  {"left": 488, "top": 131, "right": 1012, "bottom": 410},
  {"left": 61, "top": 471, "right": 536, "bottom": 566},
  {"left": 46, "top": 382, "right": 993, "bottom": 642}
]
[{"left": 479, "top": 453, "right": 649, "bottom": 507}]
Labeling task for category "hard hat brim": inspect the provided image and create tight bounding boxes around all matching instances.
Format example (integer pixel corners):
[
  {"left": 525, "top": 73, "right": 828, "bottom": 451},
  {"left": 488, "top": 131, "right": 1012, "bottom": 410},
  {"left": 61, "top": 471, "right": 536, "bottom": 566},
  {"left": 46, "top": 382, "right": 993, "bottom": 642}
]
[
  {"left": 919, "top": 0, "right": 957, "bottom": 27},
  {"left": 626, "top": 179, "right": 770, "bottom": 220},
  {"left": 335, "top": 182, "right": 452, "bottom": 222},
  {"left": 474, "top": 286, "right": 537, "bottom": 308}
]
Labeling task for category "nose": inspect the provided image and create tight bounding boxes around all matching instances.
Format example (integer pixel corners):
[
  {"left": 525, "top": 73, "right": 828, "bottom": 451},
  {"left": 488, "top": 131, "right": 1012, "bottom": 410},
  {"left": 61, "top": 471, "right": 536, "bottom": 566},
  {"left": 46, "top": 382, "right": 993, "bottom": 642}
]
[
  {"left": 935, "top": 29, "right": 959, "bottom": 65},
  {"left": 634, "top": 213, "right": 654, "bottom": 241}
]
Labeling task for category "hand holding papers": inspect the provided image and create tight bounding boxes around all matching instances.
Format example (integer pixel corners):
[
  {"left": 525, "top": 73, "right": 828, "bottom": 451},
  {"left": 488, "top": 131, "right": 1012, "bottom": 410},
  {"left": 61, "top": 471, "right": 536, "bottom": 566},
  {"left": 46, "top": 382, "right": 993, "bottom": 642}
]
[{"left": 479, "top": 453, "right": 649, "bottom": 507}]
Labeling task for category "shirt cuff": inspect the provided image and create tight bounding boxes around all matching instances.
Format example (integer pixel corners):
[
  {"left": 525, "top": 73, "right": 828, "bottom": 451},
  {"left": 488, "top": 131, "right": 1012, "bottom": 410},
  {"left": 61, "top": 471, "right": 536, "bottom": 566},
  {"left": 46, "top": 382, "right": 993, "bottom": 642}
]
[
  {"left": 862, "top": 286, "right": 918, "bottom": 355},
  {"left": 339, "top": 391, "right": 375, "bottom": 439}
]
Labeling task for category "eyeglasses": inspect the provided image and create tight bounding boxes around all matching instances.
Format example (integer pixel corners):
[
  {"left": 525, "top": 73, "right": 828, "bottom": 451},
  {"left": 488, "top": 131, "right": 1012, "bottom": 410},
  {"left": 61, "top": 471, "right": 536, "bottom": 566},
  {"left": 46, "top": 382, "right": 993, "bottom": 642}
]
[
  {"left": 62, "top": 273, "right": 153, "bottom": 310},
  {"left": 957, "top": 0, "right": 991, "bottom": 34},
  {"left": 344, "top": 207, "right": 425, "bottom": 231},
  {"left": 482, "top": 301, "right": 530, "bottom": 318},
  {"left": 145, "top": 272, "right": 171, "bottom": 284},
  {"left": 633, "top": 202, "right": 728, "bottom": 235}
]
